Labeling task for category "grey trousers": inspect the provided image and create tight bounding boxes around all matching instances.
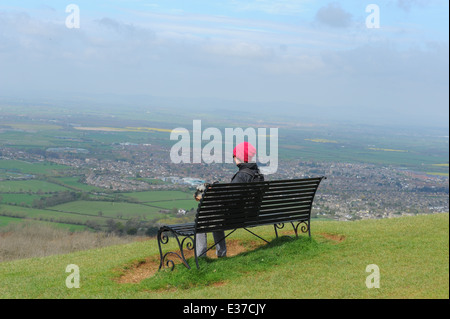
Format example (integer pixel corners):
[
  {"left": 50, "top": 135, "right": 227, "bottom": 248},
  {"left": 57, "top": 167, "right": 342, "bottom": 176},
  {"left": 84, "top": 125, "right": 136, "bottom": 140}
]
[{"left": 195, "top": 231, "right": 227, "bottom": 258}]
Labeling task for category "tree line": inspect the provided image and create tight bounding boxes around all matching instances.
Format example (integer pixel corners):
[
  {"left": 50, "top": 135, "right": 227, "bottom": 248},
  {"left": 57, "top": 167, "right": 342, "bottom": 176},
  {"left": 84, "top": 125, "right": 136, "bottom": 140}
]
[{"left": 32, "top": 191, "right": 87, "bottom": 209}]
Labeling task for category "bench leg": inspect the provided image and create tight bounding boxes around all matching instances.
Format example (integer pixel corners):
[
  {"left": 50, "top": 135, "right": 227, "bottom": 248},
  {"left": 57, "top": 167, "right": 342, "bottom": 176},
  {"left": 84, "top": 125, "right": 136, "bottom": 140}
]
[
  {"left": 308, "top": 220, "right": 311, "bottom": 238},
  {"left": 292, "top": 220, "right": 310, "bottom": 238},
  {"left": 274, "top": 220, "right": 310, "bottom": 238},
  {"left": 274, "top": 223, "right": 292, "bottom": 238},
  {"left": 194, "top": 235, "right": 200, "bottom": 269},
  {"left": 158, "top": 229, "right": 194, "bottom": 271}
]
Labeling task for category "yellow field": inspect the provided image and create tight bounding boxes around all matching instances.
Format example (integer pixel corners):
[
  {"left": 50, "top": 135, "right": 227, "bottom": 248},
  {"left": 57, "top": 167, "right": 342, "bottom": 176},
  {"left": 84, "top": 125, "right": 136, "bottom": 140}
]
[
  {"left": 5, "top": 124, "right": 62, "bottom": 131},
  {"left": 432, "top": 164, "right": 449, "bottom": 167},
  {"left": 74, "top": 126, "right": 177, "bottom": 133},
  {"left": 427, "top": 172, "right": 449, "bottom": 177},
  {"left": 368, "top": 148, "right": 408, "bottom": 153},
  {"left": 305, "top": 139, "right": 338, "bottom": 144}
]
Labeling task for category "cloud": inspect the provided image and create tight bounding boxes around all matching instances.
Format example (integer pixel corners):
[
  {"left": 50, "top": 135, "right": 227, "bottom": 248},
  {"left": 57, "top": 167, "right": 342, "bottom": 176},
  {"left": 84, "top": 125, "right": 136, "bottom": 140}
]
[
  {"left": 315, "top": 2, "right": 353, "bottom": 28},
  {"left": 203, "top": 41, "right": 273, "bottom": 60},
  {"left": 395, "top": 0, "right": 428, "bottom": 12},
  {"left": 0, "top": 6, "right": 448, "bottom": 127},
  {"left": 228, "top": 0, "right": 310, "bottom": 15}
]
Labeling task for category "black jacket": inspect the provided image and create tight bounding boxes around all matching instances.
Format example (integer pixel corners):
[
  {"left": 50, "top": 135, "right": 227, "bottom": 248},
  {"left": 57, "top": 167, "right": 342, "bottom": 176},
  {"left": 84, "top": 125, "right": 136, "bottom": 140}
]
[{"left": 230, "top": 163, "right": 264, "bottom": 183}]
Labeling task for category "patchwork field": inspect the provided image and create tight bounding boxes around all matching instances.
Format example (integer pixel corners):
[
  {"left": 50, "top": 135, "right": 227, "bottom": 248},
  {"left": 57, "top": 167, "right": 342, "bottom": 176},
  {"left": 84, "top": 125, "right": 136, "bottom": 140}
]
[
  {"left": 0, "top": 159, "right": 198, "bottom": 232},
  {"left": 0, "top": 180, "right": 69, "bottom": 193},
  {"left": 122, "top": 190, "right": 193, "bottom": 202},
  {"left": 0, "top": 159, "right": 70, "bottom": 175},
  {"left": 50, "top": 201, "right": 165, "bottom": 219}
]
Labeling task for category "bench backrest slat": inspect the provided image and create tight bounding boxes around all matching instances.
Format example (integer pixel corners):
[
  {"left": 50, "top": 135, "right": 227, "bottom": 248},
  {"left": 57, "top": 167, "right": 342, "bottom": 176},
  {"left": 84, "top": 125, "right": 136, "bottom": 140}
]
[{"left": 195, "top": 177, "right": 325, "bottom": 234}]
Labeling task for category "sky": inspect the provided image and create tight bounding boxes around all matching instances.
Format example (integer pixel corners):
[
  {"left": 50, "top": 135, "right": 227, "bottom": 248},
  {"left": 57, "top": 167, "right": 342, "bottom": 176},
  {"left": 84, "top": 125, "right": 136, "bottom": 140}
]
[{"left": 0, "top": 0, "right": 448, "bottom": 127}]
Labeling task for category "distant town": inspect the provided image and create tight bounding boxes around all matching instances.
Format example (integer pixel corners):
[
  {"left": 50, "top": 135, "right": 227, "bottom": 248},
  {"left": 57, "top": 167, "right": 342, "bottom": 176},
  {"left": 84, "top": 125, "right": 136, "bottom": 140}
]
[{"left": 1, "top": 141, "right": 448, "bottom": 222}]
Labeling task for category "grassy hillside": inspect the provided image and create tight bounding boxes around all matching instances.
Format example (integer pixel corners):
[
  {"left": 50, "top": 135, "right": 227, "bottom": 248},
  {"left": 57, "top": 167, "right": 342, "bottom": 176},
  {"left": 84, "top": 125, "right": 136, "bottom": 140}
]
[{"left": 0, "top": 213, "right": 448, "bottom": 299}]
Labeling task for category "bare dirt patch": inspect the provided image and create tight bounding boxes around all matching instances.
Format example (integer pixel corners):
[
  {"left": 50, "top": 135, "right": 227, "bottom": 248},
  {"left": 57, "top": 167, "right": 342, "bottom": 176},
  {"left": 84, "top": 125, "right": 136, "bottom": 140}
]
[
  {"left": 116, "top": 256, "right": 161, "bottom": 284},
  {"left": 116, "top": 239, "right": 264, "bottom": 284},
  {"left": 318, "top": 232, "right": 346, "bottom": 243}
]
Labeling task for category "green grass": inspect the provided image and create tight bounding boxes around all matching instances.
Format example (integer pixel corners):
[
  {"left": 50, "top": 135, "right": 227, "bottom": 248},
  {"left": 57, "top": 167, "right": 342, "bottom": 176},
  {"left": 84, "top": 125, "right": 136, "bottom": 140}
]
[
  {"left": 122, "top": 190, "right": 194, "bottom": 202},
  {"left": 0, "top": 189, "right": 201, "bottom": 231},
  {"left": 0, "top": 213, "right": 448, "bottom": 299},
  {"left": 0, "top": 159, "right": 71, "bottom": 175},
  {"left": 147, "top": 199, "right": 198, "bottom": 211},
  {"left": 0, "top": 204, "right": 107, "bottom": 225},
  {"left": 0, "top": 193, "right": 52, "bottom": 206},
  {"left": 0, "top": 180, "right": 70, "bottom": 193},
  {"left": 120, "top": 190, "right": 198, "bottom": 210},
  {"left": 0, "top": 215, "right": 22, "bottom": 227},
  {"left": 146, "top": 236, "right": 322, "bottom": 291},
  {"left": 50, "top": 200, "right": 165, "bottom": 219},
  {"left": 53, "top": 177, "right": 104, "bottom": 192}
]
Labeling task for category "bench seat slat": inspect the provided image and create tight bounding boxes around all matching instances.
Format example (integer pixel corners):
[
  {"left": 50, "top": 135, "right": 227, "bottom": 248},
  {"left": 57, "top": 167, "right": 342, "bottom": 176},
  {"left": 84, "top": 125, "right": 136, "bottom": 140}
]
[
  {"left": 199, "top": 199, "right": 313, "bottom": 214},
  {"left": 160, "top": 222, "right": 196, "bottom": 236},
  {"left": 196, "top": 211, "right": 312, "bottom": 229},
  {"left": 204, "top": 185, "right": 320, "bottom": 197},
  {"left": 200, "top": 192, "right": 316, "bottom": 205},
  {"left": 200, "top": 192, "right": 315, "bottom": 206},
  {"left": 207, "top": 181, "right": 320, "bottom": 191},
  {"left": 260, "top": 201, "right": 313, "bottom": 211},
  {"left": 206, "top": 181, "right": 321, "bottom": 191},
  {"left": 196, "top": 214, "right": 310, "bottom": 233},
  {"left": 196, "top": 208, "right": 311, "bottom": 224},
  {"left": 208, "top": 178, "right": 322, "bottom": 188},
  {"left": 199, "top": 199, "right": 314, "bottom": 213}
]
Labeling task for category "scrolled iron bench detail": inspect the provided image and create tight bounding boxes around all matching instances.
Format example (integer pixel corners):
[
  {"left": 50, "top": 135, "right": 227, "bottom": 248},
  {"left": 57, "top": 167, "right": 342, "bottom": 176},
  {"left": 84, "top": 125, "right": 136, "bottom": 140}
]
[{"left": 157, "top": 176, "right": 326, "bottom": 270}]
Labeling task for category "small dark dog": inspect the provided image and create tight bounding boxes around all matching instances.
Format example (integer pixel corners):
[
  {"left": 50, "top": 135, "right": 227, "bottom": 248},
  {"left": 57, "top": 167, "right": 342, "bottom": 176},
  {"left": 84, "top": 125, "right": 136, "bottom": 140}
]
[
  {"left": 193, "top": 182, "right": 218, "bottom": 201},
  {"left": 194, "top": 183, "right": 207, "bottom": 201}
]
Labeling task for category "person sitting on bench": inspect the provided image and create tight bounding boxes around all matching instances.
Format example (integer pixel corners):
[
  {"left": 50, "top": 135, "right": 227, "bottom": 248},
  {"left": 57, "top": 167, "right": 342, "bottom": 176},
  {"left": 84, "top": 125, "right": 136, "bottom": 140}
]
[{"left": 195, "top": 142, "right": 264, "bottom": 258}]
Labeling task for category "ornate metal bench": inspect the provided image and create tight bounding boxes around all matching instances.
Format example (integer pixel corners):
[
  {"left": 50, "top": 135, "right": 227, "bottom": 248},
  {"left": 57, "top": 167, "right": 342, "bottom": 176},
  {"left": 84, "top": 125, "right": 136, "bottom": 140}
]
[{"left": 157, "top": 177, "right": 326, "bottom": 270}]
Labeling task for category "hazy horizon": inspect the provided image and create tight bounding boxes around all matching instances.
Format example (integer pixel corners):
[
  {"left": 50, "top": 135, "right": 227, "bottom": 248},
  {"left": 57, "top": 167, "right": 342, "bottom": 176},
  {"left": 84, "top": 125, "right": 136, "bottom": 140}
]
[{"left": 0, "top": 0, "right": 448, "bottom": 128}]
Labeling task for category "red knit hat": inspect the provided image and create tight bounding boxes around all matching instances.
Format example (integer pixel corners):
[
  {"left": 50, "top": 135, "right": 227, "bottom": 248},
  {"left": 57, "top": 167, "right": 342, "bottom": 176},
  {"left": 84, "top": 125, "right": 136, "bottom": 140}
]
[{"left": 233, "top": 142, "right": 256, "bottom": 163}]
